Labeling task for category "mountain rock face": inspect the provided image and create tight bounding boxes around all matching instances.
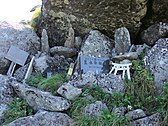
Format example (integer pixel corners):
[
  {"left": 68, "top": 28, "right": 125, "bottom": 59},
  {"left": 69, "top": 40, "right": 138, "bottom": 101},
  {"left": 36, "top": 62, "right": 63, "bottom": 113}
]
[
  {"left": 152, "top": 0, "right": 168, "bottom": 23},
  {"left": 39, "top": 0, "right": 147, "bottom": 47},
  {"left": 144, "top": 38, "right": 168, "bottom": 94}
]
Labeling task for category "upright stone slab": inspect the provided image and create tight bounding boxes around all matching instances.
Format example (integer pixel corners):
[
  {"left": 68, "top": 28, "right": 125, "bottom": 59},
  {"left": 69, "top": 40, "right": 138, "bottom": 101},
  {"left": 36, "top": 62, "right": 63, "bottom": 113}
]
[
  {"left": 80, "top": 30, "right": 114, "bottom": 58},
  {"left": 64, "top": 27, "right": 75, "bottom": 48},
  {"left": 115, "top": 27, "right": 131, "bottom": 55},
  {"left": 41, "top": 29, "right": 49, "bottom": 54}
]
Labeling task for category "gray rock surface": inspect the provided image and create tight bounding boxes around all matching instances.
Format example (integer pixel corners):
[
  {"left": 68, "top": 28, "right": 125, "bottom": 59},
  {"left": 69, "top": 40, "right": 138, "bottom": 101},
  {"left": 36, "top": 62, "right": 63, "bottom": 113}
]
[
  {"left": 13, "top": 64, "right": 29, "bottom": 82},
  {"left": 125, "top": 109, "right": 146, "bottom": 120},
  {"left": 152, "top": 0, "right": 168, "bottom": 24},
  {"left": 0, "top": 104, "right": 8, "bottom": 124},
  {"left": 144, "top": 38, "right": 168, "bottom": 93},
  {"left": 135, "top": 44, "right": 151, "bottom": 56},
  {"left": 38, "top": 0, "right": 147, "bottom": 46},
  {"left": 57, "top": 83, "right": 82, "bottom": 100},
  {"left": 0, "top": 74, "right": 14, "bottom": 104},
  {"left": 45, "top": 55, "right": 72, "bottom": 75},
  {"left": 74, "top": 36, "right": 82, "bottom": 49},
  {"left": 80, "top": 30, "right": 113, "bottom": 58},
  {"left": 0, "top": 21, "right": 40, "bottom": 74},
  {"left": 70, "top": 71, "right": 98, "bottom": 88},
  {"left": 112, "top": 107, "right": 127, "bottom": 117},
  {"left": 112, "top": 52, "right": 138, "bottom": 61},
  {"left": 41, "top": 29, "right": 49, "bottom": 54},
  {"left": 115, "top": 27, "right": 131, "bottom": 55},
  {"left": 131, "top": 113, "right": 161, "bottom": 126},
  {"left": 70, "top": 72, "right": 124, "bottom": 94},
  {"left": 6, "top": 110, "right": 74, "bottom": 126},
  {"left": 84, "top": 101, "right": 108, "bottom": 119},
  {"left": 34, "top": 55, "right": 48, "bottom": 73},
  {"left": 141, "top": 23, "right": 168, "bottom": 46},
  {"left": 97, "top": 74, "right": 124, "bottom": 94},
  {"left": 50, "top": 46, "right": 77, "bottom": 58},
  {"left": 64, "top": 27, "right": 75, "bottom": 48},
  {"left": 11, "top": 81, "right": 70, "bottom": 111}
]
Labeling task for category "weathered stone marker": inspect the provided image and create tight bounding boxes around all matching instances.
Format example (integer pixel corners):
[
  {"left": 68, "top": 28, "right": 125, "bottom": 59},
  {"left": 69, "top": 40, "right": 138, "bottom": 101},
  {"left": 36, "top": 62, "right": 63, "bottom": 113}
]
[
  {"left": 80, "top": 55, "right": 109, "bottom": 74},
  {"left": 115, "top": 27, "right": 131, "bottom": 55}
]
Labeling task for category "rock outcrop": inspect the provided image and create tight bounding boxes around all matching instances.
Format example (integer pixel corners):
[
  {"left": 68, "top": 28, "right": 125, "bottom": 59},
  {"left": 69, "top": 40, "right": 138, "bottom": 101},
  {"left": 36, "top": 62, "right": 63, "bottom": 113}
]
[
  {"left": 152, "top": 0, "right": 168, "bottom": 23},
  {"left": 38, "top": 0, "right": 147, "bottom": 46},
  {"left": 141, "top": 23, "right": 168, "bottom": 46},
  {"left": 144, "top": 38, "right": 168, "bottom": 94},
  {"left": 0, "top": 74, "right": 14, "bottom": 104},
  {"left": 0, "top": 21, "right": 40, "bottom": 74},
  {"left": 84, "top": 101, "right": 108, "bottom": 119},
  {"left": 131, "top": 113, "right": 161, "bottom": 126},
  {"left": 11, "top": 81, "right": 70, "bottom": 111},
  {"left": 70, "top": 72, "right": 124, "bottom": 94},
  {"left": 80, "top": 30, "right": 114, "bottom": 58},
  {"left": 6, "top": 110, "right": 74, "bottom": 126}
]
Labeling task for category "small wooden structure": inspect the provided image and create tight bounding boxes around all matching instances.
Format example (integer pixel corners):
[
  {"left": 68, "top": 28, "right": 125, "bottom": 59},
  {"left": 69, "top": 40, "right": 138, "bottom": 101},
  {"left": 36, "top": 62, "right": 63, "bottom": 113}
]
[
  {"left": 109, "top": 62, "right": 132, "bottom": 80},
  {"left": 5, "top": 46, "right": 34, "bottom": 82}
]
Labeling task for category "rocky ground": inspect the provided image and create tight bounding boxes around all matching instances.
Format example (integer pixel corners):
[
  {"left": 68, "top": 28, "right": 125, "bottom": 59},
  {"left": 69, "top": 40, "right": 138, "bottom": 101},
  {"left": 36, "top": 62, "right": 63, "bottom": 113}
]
[{"left": 0, "top": 0, "right": 168, "bottom": 125}]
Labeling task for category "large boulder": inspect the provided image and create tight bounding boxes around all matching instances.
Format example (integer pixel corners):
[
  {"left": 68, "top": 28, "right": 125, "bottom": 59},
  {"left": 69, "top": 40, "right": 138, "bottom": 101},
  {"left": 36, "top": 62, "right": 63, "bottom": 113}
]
[
  {"left": 144, "top": 38, "right": 168, "bottom": 93},
  {"left": 10, "top": 81, "right": 70, "bottom": 112},
  {"left": 50, "top": 46, "right": 77, "bottom": 58},
  {"left": 131, "top": 113, "right": 161, "bottom": 126},
  {"left": 152, "top": 0, "right": 168, "bottom": 23},
  {"left": 34, "top": 54, "right": 72, "bottom": 75},
  {"left": 84, "top": 101, "right": 108, "bottom": 119},
  {"left": 6, "top": 110, "right": 74, "bottom": 126},
  {"left": 141, "top": 23, "right": 168, "bottom": 46},
  {"left": 0, "top": 104, "right": 8, "bottom": 124},
  {"left": 38, "top": 0, "right": 147, "bottom": 46},
  {"left": 97, "top": 74, "right": 125, "bottom": 94},
  {"left": 70, "top": 72, "right": 124, "bottom": 94},
  {"left": 125, "top": 109, "right": 146, "bottom": 120},
  {"left": 0, "top": 21, "right": 40, "bottom": 74},
  {"left": 57, "top": 83, "right": 82, "bottom": 100},
  {"left": 0, "top": 74, "right": 14, "bottom": 124},
  {"left": 80, "top": 30, "right": 114, "bottom": 58},
  {"left": 0, "top": 74, "right": 14, "bottom": 104}
]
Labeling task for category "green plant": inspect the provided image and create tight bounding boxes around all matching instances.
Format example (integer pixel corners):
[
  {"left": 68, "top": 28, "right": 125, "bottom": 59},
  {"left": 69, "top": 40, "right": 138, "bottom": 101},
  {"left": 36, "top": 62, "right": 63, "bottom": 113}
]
[
  {"left": 69, "top": 96, "right": 128, "bottom": 126},
  {"left": 26, "top": 73, "right": 45, "bottom": 88},
  {"left": 125, "top": 60, "right": 155, "bottom": 108},
  {"left": 37, "top": 73, "right": 67, "bottom": 95},
  {"left": 69, "top": 85, "right": 132, "bottom": 126},
  {"left": 155, "top": 84, "right": 168, "bottom": 126},
  {"left": 2, "top": 98, "right": 33, "bottom": 125},
  {"left": 29, "top": 7, "right": 41, "bottom": 30},
  {"left": 26, "top": 73, "right": 66, "bottom": 95}
]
